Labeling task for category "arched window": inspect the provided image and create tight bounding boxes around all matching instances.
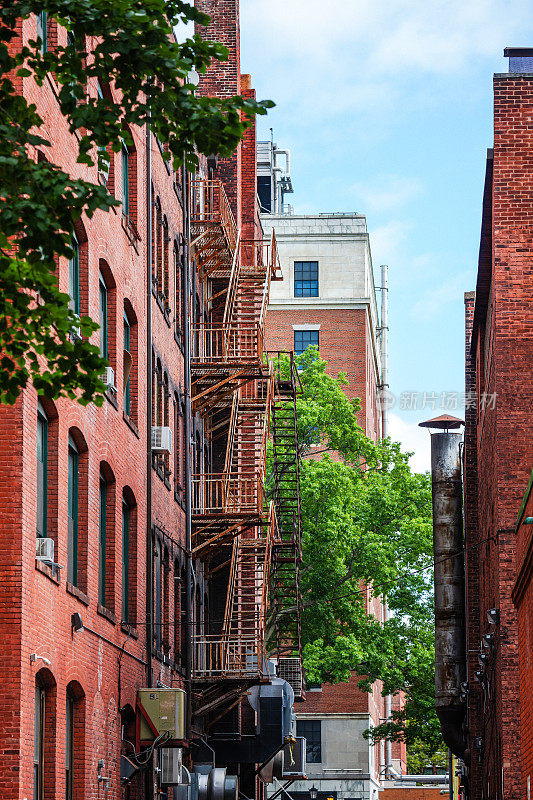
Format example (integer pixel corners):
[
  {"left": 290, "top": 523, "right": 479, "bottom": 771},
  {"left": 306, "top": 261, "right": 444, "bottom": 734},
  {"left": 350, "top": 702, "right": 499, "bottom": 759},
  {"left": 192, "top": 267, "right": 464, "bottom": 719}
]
[
  {"left": 67, "top": 436, "right": 79, "bottom": 586},
  {"left": 68, "top": 234, "right": 80, "bottom": 316},
  {"left": 99, "top": 462, "right": 116, "bottom": 611},
  {"left": 122, "top": 488, "right": 137, "bottom": 625},
  {"left": 67, "top": 428, "right": 88, "bottom": 591},
  {"left": 65, "top": 682, "right": 85, "bottom": 800},
  {"left": 99, "top": 260, "right": 117, "bottom": 383},
  {"left": 123, "top": 300, "right": 138, "bottom": 423},
  {"left": 34, "top": 670, "right": 57, "bottom": 799},
  {"left": 36, "top": 402, "right": 48, "bottom": 538}
]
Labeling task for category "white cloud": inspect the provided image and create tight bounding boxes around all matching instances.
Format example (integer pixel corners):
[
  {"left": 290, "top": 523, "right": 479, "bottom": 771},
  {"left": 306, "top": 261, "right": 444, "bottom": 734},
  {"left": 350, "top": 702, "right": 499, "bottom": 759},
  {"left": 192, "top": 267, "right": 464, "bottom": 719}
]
[
  {"left": 410, "top": 270, "right": 473, "bottom": 321},
  {"left": 352, "top": 175, "right": 422, "bottom": 213},
  {"left": 388, "top": 412, "right": 431, "bottom": 473}
]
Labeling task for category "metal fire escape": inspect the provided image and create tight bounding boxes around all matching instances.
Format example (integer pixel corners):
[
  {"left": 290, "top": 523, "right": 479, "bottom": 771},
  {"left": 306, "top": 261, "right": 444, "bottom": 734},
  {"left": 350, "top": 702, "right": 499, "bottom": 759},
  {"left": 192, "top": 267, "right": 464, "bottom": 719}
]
[
  {"left": 189, "top": 179, "right": 303, "bottom": 720},
  {"left": 268, "top": 353, "right": 304, "bottom": 699}
]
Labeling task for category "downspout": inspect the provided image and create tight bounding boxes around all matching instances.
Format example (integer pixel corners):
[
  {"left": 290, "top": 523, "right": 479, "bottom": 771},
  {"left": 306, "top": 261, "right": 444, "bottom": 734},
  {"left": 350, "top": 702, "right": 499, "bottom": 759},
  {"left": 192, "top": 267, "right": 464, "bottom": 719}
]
[
  {"left": 183, "top": 163, "right": 194, "bottom": 740},
  {"left": 145, "top": 120, "right": 153, "bottom": 688},
  {"left": 380, "top": 264, "right": 392, "bottom": 778}
]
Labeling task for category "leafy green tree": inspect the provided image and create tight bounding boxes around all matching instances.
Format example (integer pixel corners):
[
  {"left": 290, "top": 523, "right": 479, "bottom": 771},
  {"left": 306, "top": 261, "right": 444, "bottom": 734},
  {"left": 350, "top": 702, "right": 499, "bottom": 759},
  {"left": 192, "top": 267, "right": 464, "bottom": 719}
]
[
  {"left": 270, "top": 348, "right": 442, "bottom": 758},
  {"left": 0, "top": 1, "right": 272, "bottom": 404}
]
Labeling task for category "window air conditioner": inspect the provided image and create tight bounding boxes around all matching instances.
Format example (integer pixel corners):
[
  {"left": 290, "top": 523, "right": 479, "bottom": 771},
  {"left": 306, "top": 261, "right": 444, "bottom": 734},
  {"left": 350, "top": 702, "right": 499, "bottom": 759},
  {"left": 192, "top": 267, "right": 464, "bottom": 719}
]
[
  {"left": 36, "top": 537, "right": 54, "bottom": 565},
  {"left": 100, "top": 366, "right": 116, "bottom": 391},
  {"left": 152, "top": 426, "right": 172, "bottom": 454}
]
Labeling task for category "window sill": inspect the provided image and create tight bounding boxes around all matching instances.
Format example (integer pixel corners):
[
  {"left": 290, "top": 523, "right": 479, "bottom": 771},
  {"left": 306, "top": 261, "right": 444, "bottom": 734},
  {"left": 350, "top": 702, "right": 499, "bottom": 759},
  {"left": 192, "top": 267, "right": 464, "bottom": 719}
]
[
  {"left": 97, "top": 604, "right": 117, "bottom": 625},
  {"left": 174, "top": 329, "right": 184, "bottom": 353},
  {"left": 121, "top": 622, "right": 139, "bottom": 639},
  {"left": 123, "top": 412, "right": 140, "bottom": 438},
  {"left": 66, "top": 582, "right": 90, "bottom": 606},
  {"left": 104, "top": 388, "right": 118, "bottom": 410},
  {"left": 174, "top": 489, "right": 185, "bottom": 510},
  {"left": 35, "top": 559, "right": 60, "bottom": 585},
  {"left": 152, "top": 458, "right": 172, "bottom": 489}
]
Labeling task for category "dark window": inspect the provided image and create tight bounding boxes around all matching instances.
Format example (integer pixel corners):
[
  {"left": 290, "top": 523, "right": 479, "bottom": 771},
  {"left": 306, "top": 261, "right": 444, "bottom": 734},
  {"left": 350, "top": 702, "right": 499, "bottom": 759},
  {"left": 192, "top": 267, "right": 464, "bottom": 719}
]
[
  {"left": 67, "top": 437, "right": 79, "bottom": 585},
  {"left": 121, "top": 142, "right": 130, "bottom": 217},
  {"left": 257, "top": 175, "right": 272, "bottom": 212},
  {"left": 36, "top": 403, "right": 48, "bottom": 538},
  {"left": 68, "top": 236, "right": 80, "bottom": 315},
  {"left": 34, "top": 682, "right": 45, "bottom": 800},
  {"left": 294, "top": 261, "right": 318, "bottom": 297},
  {"left": 98, "top": 473, "right": 107, "bottom": 606},
  {"left": 154, "top": 537, "right": 162, "bottom": 651},
  {"left": 99, "top": 273, "right": 108, "bottom": 359},
  {"left": 36, "top": 11, "right": 47, "bottom": 53},
  {"left": 294, "top": 329, "right": 319, "bottom": 356},
  {"left": 296, "top": 719, "right": 321, "bottom": 763},
  {"left": 123, "top": 313, "right": 131, "bottom": 415},
  {"left": 122, "top": 499, "right": 130, "bottom": 622},
  {"left": 65, "top": 692, "right": 74, "bottom": 800}
]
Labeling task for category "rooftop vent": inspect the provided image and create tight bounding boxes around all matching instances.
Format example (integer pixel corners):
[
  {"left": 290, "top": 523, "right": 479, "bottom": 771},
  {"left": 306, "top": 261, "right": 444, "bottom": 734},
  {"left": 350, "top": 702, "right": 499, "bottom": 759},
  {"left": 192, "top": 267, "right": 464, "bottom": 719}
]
[{"left": 504, "top": 47, "right": 533, "bottom": 73}]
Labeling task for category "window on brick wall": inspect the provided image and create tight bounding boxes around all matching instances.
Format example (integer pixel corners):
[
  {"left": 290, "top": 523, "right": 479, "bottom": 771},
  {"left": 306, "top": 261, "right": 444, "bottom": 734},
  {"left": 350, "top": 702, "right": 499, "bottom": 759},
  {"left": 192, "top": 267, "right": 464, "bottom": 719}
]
[
  {"left": 34, "top": 670, "right": 56, "bottom": 799},
  {"left": 294, "top": 261, "right": 318, "bottom": 297},
  {"left": 174, "top": 561, "right": 186, "bottom": 670},
  {"left": 121, "top": 129, "right": 137, "bottom": 233},
  {"left": 37, "top": 402, "right": 48, "bottom": 538},
  {"left": 154, "top": 535, "right": 163, "bottom": 652},
  {"left": 98, "top": 463, "right": 116, "bottom": 611},
  {"left": 68, "top": 235, "right": 80, "bottom": 316},
  {"left": 65, "top": 681, "right": 85, "bottom": 800},
  {"left": 121, "top": 141, "right": 130, "bottom": 218},
  {"left": 99, "top": 260, "right": 116, "bottom": 380},
  {"left": 294, "top": 329, "right": 319, "bottom": 356},
  {"left": 122, "top": 490, "right": 137, "bottom": 625},
  {"left": 296, "top": 719, "right": 322, "bottom": 763},
  {"left": 36, "top": 11, "right": 47, "bottom": 52},
  {"left": 67, "top": 428, "right": 88, "bottom": 591},
  {"left": 123, "top": 300, "right": 138, "bottom": 423},
  {"left": 162, "top": 215, "right": 170, "bottom": 313}
]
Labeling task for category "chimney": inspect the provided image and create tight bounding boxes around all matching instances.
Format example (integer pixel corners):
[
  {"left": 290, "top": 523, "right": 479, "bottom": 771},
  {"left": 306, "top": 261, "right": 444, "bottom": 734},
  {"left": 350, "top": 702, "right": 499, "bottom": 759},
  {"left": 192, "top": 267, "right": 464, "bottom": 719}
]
[{"left": 504, "top": 47, "right": 533, "bottom": 73}]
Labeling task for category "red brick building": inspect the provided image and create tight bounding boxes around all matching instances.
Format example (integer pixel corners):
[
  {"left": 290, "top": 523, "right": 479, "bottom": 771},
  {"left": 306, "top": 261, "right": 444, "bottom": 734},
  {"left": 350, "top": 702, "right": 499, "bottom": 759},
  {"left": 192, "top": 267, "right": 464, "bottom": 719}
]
[
  {"left": 0, "top": 4, "right": 305, "bottom": 800},
  {"left": 262, "top": 211, "right": 383, "bottom": 442},
  {"left": 463, "top": 49, "right": 533, "bottom": 800}
]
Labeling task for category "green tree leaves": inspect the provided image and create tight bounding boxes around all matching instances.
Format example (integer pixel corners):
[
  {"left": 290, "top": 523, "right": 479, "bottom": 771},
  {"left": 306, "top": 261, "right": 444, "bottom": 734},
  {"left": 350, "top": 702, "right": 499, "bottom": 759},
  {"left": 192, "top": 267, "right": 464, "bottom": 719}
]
[
  {"left": 0, "top": 1, "right": 273, "bottom": 404},
  {"left": 271, "top": 349, "right": 441, "bottom": 758}
]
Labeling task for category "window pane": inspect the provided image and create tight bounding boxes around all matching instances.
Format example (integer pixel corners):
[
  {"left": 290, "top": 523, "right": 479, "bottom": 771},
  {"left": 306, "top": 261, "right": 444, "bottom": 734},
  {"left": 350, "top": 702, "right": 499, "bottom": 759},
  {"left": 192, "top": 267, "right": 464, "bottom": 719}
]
[
  {"left": 294, "top": 330, "right": 319, "bottom": 356},
  {"left": 37, "top": 12, "right": 47, "bottom": 53},
  {"left": 123, "top": 314, "right": 131, "bottom": 415},
  {"left": 122, "top": 144, "right": 129, "bottom": 217},
  {"left": 296, "top": 719, "right": 321, "bottom": 763},
  {"left": 65, "top": 694, "right": 74, "bottom": 800},
  {"left": 67, "top": 440, "right": 79, "bottom": 585},
  {"left": 99, "top": 276, "right": 108, "bottom": 360},
  {"left": 36, "top": 407, "right": 48, "bottom": 537},
  {"left": 68, "top": 236, "right": 80, "bottom": 315},
  {"left": 294, "top": 261, "right": 318, "bottom": 297},
  {"left": 122, "top": 501, "right": 130, "bottom": 622},
  {"left": 98, "top": 475, "right": 107, "bottom": 606}
]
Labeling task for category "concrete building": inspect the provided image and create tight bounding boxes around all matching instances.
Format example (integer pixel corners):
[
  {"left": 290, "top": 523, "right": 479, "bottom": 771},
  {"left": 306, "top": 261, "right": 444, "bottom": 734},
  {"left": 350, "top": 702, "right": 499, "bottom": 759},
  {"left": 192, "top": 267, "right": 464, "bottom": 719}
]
[
  {"left": 461, "top": 48, "right": 533, "bottom": 800},
  {"left": 262, "top": 209, "right": 383, "bottom": 441}
]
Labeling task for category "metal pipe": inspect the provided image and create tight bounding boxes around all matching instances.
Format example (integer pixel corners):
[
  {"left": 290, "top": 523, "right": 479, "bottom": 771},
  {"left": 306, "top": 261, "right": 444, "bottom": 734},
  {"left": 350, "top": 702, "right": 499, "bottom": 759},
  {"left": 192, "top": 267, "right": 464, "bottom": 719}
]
[
  {"left": 380, "top": 264, "right": 388, "bottom": 439},
  {"left": 430, "top": 432, "right": 467, "bottom": 758},
  {"left": 183, "top": 163, "right": 194, "bottom": 740},
  {"left": 145, "top": 120, "right": 153, "bottom": 688},
  {"left": 273, "top": 148, "right": 290, "bottom": 180},
  {"left": 394, "top": 774, "right": 449, "bottom": 785}
]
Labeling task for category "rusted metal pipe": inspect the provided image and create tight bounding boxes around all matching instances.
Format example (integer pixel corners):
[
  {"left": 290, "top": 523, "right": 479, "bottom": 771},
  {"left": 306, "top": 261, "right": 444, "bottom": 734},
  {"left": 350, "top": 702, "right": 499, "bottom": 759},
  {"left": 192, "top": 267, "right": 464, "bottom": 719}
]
[{"left": 430, "top": 431, "right": 467, "bottom": 758}]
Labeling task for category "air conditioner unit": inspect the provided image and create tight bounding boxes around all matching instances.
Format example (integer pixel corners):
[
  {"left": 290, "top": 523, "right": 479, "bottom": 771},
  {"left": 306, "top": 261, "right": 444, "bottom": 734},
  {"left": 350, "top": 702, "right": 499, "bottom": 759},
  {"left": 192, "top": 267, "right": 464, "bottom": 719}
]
[
  {"left": 100, "top": 366, "right": 116, "bottom": 391},
  {"left": 137, "top": 688, "right": 186, "bottom": 744},
  {"left": 36, "top": 537, "right": 54, "bottom": 565},
  {"left": 278, "top": 657, "right": 304, "bottom": 701},
  {"left": 152, "top": 426, "right": 172, "bottom": 454}
]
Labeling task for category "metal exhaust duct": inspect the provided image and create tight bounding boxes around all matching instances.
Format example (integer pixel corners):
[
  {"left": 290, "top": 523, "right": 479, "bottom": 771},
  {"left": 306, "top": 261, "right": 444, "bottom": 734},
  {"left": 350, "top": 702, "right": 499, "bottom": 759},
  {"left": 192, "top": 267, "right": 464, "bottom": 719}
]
[{"left": 420, "top": 418, "right": 467, "bottom": 758}]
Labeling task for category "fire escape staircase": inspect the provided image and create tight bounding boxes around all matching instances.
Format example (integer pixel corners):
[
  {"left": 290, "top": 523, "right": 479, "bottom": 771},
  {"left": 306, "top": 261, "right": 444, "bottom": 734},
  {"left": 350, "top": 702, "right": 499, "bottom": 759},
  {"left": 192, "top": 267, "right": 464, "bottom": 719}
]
[{"left": 267, "top": 353, "right": 305, "bottom": 698}]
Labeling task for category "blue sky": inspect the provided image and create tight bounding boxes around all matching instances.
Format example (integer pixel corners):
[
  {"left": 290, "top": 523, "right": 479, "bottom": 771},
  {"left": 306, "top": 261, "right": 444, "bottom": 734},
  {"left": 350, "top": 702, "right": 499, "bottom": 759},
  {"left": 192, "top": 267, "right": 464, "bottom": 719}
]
[{"left": 237, "top": 0, "right": 533, "bottom": 470}]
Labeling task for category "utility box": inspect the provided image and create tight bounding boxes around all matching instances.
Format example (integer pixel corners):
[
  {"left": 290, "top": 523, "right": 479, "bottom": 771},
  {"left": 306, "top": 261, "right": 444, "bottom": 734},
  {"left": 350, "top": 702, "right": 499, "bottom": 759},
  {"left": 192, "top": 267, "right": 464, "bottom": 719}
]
[
  {"left": 137, "top": 688, "right": 186, "bottom": 744},
  {"left": 160, "top": 747, "right": 183, "bottom": 785},
  {"left": 282, "top": 737, "right": 306, "bottom": 777}
]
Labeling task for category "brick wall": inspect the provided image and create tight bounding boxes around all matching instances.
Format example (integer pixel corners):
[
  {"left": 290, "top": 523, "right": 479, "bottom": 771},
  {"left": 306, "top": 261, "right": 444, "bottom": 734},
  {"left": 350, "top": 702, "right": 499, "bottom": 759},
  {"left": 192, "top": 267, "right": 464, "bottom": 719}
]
[
  {"left": 380, "top": 788, "right": 443, "bottom": 800},
  {"left": 464, "top": 70, "right": 533, "bottom": 800},
  {"left": 0, "top": 17, "right": 192, "bottom": 799},
  {"left": 265, "top": 307, "right": 381, "bottom": 440}
]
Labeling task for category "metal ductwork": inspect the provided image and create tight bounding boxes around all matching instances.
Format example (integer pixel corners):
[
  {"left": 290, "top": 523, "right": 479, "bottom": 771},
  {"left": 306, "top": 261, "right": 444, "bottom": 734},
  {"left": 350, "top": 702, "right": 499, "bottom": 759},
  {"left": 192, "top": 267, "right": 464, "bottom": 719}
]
[{"left": 420, "top": 418, "right": 467, "bottom": 759}]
